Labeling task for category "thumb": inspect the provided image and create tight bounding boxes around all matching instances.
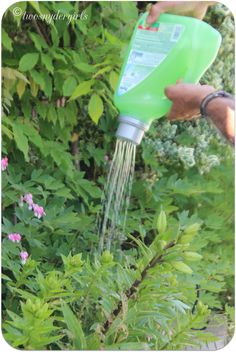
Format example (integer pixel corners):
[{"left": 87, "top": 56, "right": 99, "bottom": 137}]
[{"left": 164, "top": 85, "right": 175, "bottom": 100}]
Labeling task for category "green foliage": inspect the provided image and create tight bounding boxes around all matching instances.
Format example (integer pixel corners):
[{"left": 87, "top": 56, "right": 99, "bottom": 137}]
[
  {"left": 19, "top": 53, "right": 39, "bottom": 72},
  {"left": 61, "top": 303, "right": 87, "bottom": 350},
  {"left": 88, "top": 94, "right": 104, "bottom": 124},
  {"left": 3, "top": 299, "right": 63, "bottom": 349},
  {"left": 2, "top": 1, "right": 234, "bottom": 350}
]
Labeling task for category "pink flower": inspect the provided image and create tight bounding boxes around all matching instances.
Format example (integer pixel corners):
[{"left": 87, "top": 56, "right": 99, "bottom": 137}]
[
  {"left": 20, "top": 194, "right": 46, "bottom": 219},
  {"left": 32, "top": 204, "right": 46, "bottom": 219},
  {"left": 20, "top": 251, "right": 29, "bottom": 264},
  {"left": 8, "top": 233, "right": 22, "bottom": 243},
  {"left": 1, "top": 157, "right": 8, "bottom": 171},
  {"left": 23, "top": 193, "right": 34, "bottom": 210}
]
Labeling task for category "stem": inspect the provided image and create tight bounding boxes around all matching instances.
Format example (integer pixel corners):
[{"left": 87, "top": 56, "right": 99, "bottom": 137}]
[
  {"left": 13, "top": 203, "right": 17, "bottom": 225},
  {"left": 102, "top": 241, "right": 175, "bottom": 334},
  {"left": 31, "top": 17, "right": 51, "bottom": 46},
  {"left": 71, "top": 140, "right": 80, "bottom": 170}
]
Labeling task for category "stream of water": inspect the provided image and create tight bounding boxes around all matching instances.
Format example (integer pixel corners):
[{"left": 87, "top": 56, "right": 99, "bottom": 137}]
[{"left": 97, "top": 138, "right": 136, "bottom": 253}]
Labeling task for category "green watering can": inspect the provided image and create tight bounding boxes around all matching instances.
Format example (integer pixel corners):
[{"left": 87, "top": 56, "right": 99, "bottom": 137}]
[{"left": 114, "top": 12, "right": 222, "bottom": 144}]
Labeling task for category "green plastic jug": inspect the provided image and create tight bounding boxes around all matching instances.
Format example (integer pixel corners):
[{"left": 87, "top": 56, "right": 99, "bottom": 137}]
[{"left": 114, "top": 12, "right": 222, "bottom": 144}]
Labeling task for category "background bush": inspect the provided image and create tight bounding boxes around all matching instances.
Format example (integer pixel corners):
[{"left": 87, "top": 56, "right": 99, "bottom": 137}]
[{"left": 2, "top": 1, "right": 234, "bottom": 350}]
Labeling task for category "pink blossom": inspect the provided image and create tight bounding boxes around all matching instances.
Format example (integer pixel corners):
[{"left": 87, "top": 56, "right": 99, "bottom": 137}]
[
  {"left": 20, "top": 251, "right": 29, "bottom": 264},
  {"left": 8, "top": 233, "right": 22, "bottom": 243},
  {"left": 20, "top": 194, "right": 46, "bottom": 219},
  {"left": 32, "top": 204, "right": 46, "bottom": 219},
  {"left": 1, "top": 157, "right": 8, "bottom": 171},
  {"left": 23, "top": 193, "right": 34, "bottom": 210}
]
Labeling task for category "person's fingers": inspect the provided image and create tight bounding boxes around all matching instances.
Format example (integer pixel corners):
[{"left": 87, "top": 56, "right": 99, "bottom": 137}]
[
  {"left": 193, "top": 3, "right": 210, "bottom": 19},
  {"left": 167, "top": 111, "right": 192, "bottom": 121},
  {"left": 146, "top": 2, "right": 177, "bottom": 24},
  {"left": 164, "top": 85, "right": 177, "bottom": 100},
  {"left": 167, "top": 108, "right": 200, "bottom": 121},
  {"left": 166, "top": 104, "right": 181, "bottom": 120},
  {"left": 167, "top": 111, "right": 183, "bottom": 120},
  {"left": 146, "top": 4, "right": 163, "bottom": 24}
]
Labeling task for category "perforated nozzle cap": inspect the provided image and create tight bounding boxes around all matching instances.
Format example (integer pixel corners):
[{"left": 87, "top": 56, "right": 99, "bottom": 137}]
[{"left": 115, "top": 116, "right": 150, "bottom": 145}]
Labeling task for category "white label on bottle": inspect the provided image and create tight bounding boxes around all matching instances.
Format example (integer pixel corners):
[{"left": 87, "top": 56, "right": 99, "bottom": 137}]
[{"left": 118, "top": 23, "right": 184, "bottom": 96}]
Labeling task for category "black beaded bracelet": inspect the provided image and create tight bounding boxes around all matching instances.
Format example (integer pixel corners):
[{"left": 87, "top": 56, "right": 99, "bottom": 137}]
[{"left": 200, "top": 90, "right": 233, "bottom": 117}]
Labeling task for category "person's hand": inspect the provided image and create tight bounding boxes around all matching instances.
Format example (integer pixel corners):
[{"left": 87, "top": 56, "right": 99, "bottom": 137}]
[
  {"left": 147, "top": 1, "right": 215, "bottom": 24},
  {"left": 165, "top": 83, "right": 215, "bottom": 120}
]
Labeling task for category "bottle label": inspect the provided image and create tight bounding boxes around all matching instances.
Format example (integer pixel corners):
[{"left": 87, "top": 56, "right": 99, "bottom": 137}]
[{"left": 118, "top": 23, "right": 185, "bottom": 96}]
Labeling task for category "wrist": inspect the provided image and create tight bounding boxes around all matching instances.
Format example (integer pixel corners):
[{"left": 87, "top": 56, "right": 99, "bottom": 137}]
[
  {"left": 205, "top": 96, "right": 235, "bottom": 144},
  {"left": 206, "top": 96, "right": 234, "bottom": 124},
  {"left": 194, "top": 85, "right": 216, "bottom": 112}
]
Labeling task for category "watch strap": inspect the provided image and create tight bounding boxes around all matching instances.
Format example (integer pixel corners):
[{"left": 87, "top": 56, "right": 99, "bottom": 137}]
[{"left": 200, "top": 90, "right": 233, "bottom": 117}]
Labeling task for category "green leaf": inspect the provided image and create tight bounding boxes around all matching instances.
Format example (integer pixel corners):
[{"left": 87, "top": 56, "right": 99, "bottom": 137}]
[
  {"left": 41, "top": 72, "right": 52, "bottom": 98},
  {"left": 12, "top": 123, "right": 29, "bottom": 162},
  {"left": 19, "top": 53, "right": 39, "bottom": 72},
  {"left": 88, "top": 94, "right": 103, "bottom": 124},
  {"left": 109, "top": 71, "right": 119, "bottom": 90},
  {"left": 2, "top": 125, "right": 13, "bottom": 139},
  {"left": 62, "top": 77, "right": 77, "bottom": 96},
  {"left": 61, "top": 303, "right": 87, "bottom": 350},
  {"left": 29, "top": 77, "right": 38, "bottom": 97},
  {"left": 77, "top": 18, "right": 87, "bottom": 34},
  {"left": 30, "top": 69, "right": 45, "bottom": 89},
  {"left": 157, "top": 210, "right": 167, "bottom": 234},
  {"left": 16, "top": 80, "right": 26, "bottom": 99},
  {"left": 69, "top": 80, "right": 93, "bottom": 101},
  {"left": 2, "top": 68, "right": 29, "bottom": 83},
  {"left": 8, "top": 2, "right": 27, "bottom": 26},
  {"left": 21, "top": 123, "right": 45, "bottom": 152},
  {"left": 77, "top": 178, "right": 101, "bottom": 199},
  {"left": 55, "top": 188, "right": 74, "bottom": 199},
  {"left": 74, "top": 62, "right": 96, "bottom": 73},
  {"left": 47, "top": 105, "right": 57, "bottom": 125},
  {"left": 93, "top": 66, "right": 111, "bottom": 78},
  {"left": 179, "top": 223, "right": 201, "bottom": 244},
  {"left": 104, "top": 29, "right": 121, "bottom": 45},
  {"left": 2, "top": 29, "right": 13, "bottom": 52},
  {"left": 29, "top": 1, "right": 41, "bottom": 13},
  {"left": 41, "top": 53, "right": 54, "bottom": 73},
  {"left": 29, "top": 32, "right": 48, "bottom": 51},
  {"left": 182, "top": 251, "right": 203, "bottom": 261},
  {"left": 36, "top": 102, "right": 47, "bottom": 119},
  {"left": 120, "top": 1, "right": 138, "bottom": 22},
  {"left": 184, "top": 223, "right": 201, "bottom": 236},
  {"left": 51, "top": 26, "right": 59, "bottom": 46},
  {"left": 170, "top": 261, "right": 193, "bottom": 274},
  {"left": 52, "top": 51, "right": 67, "bottom": 64}
]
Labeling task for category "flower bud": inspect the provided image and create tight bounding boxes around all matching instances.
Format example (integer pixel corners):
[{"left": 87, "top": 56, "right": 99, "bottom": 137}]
[
  {"left": 183, "top": 251, "right": 202, "bottom": 261},
  {"left": 157, "top": 210, "right": 167, "bottom": 234}
]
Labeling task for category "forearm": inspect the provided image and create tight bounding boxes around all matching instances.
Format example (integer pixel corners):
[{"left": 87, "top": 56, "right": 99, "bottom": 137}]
[
  {"left": 165, "top": 83, "right": 235, "bottom": 145},
  {"left": 206, "top": 97, "right": 235, "bottom": 145}
]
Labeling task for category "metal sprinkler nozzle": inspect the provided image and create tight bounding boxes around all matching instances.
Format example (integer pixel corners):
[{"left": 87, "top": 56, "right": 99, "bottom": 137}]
[{"left": 115, "top": 116, "right": 150, "bottom": 145}]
